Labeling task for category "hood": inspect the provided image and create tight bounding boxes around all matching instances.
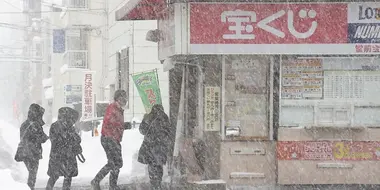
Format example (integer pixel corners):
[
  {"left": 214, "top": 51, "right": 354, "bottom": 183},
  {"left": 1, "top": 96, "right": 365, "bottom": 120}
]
[
  {"left": 27, "top": 104, "right": 45, "bottom": 125},
  {"left": 150, "top": 104, "right": 165, "bottom": 116},
  {"left": 58, "top": 107, "right": 79, "bottom": 127}
]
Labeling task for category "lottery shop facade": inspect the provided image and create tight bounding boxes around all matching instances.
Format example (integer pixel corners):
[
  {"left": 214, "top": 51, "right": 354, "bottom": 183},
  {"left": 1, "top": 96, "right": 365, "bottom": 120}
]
[{"left": 116, "top": 0, "right": 380, "bottom": 187}]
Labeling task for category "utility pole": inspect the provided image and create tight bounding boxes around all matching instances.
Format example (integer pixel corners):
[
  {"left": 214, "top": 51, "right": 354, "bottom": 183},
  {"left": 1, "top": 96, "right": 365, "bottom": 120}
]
[
  {"left": 100, "top": 0, "right": 109, "bottom": 101},
  {"left": 21, "top": 0, "right": 43, "bottom": 121},
  {"left": 21, "top": 0, "right": 31, "bottom": 121}
]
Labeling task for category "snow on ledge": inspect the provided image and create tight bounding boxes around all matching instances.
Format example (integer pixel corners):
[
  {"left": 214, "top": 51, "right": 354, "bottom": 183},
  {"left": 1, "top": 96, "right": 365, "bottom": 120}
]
[
  {"left": 193, "top": 179, "right": 226, "bottom": 184},
  {"left": 44, "top": 87, "right": 53, "bottom": 100},
  {"left": 60, "top": 64, "right": 89, "bottom": 74},
  {"left": 42, "top": 77, "right": 52, "bottom": 88}
]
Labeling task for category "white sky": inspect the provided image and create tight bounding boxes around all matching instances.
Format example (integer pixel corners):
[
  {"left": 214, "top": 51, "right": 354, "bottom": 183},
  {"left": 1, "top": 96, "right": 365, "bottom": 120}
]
[
  {"left": 0, "top": 1, "right": 25, "bottom": 121},
  {"left": 0, "top": 0, "right": 25, "bottom": 48}
]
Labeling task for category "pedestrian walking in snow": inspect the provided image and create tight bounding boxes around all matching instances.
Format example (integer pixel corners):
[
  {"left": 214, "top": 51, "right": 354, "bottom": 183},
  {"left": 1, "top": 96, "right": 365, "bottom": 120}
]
[
  {"left": 15, "top": 103, "right": 48, "bottom": 190},
  {"left": 138, "top": 104, "right": 175, "bottom": 190},
  {"left": 91, "top": 90, "right": 132, "bottom": 190},
  {"left": 46, "top": 107, "right": 82, "bottom": 190}
]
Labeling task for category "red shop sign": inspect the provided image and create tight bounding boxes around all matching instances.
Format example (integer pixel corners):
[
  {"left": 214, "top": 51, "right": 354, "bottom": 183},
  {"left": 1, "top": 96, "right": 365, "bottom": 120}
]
[
  {"left": 189, "top": 3, "right": 354, "bottom": 54},
  {"left": 277, "top": 141, "right": 380, "bottom": 161},
  {"left": 190, "top": 3, "right": 347, "bottom": 44}
]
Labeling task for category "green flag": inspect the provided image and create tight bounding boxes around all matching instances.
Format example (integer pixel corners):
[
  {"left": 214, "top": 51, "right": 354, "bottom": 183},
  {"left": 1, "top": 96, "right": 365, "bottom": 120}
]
[{"left": 132, "top": 70, "right": 162, "bottom": 113}]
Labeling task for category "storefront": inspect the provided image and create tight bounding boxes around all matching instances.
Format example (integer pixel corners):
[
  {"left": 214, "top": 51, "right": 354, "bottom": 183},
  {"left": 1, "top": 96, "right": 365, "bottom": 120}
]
[{"left": 116, "top": 1, "right": 380, "bottom": 187}]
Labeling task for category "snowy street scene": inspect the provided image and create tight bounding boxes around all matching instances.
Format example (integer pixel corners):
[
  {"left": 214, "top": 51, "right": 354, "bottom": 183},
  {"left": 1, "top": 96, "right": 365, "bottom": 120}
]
[{"left": 3, "top": 0, "right": 380, "bottom": 190}]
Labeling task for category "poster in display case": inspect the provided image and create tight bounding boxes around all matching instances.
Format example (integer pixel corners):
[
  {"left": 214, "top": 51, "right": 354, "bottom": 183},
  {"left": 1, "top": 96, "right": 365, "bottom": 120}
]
[
  {"left": 280, "top": 57, "right": 380, "bottom": 127},
  {"left": 281, "top": 59, "right": 323, "bottom": 99}
]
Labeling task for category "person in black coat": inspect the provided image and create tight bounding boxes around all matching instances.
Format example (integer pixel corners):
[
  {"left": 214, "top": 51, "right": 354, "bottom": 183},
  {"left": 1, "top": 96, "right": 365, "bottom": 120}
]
[
  {"left": 14, "top": 103, "right": 48, "bottom": 190},
  {"left": 46, "top": 107, "right": 82, "bottom": 190},
  {"left": 138, "top": 104, "right": 175, "bottom": 190}
]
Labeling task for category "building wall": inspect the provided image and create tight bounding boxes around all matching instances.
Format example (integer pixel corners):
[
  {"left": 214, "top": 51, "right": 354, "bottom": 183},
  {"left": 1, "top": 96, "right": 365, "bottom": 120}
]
[
  {"left": 49, "top": 2, "right": 107, "bottom": 119},
  {"left": 107, "top": 1, "right": 169, "bottom": 122}
]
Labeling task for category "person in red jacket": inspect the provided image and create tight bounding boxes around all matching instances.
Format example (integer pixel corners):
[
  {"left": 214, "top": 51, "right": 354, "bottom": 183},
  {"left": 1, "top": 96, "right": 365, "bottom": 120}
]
[{"left": 91, "top": 90, "right": 131, "bottom": 190}]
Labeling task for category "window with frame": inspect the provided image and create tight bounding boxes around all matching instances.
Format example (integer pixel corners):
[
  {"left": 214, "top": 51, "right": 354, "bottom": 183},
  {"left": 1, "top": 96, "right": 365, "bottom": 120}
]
[
  {"left": 66, "top": 29, "right": 88, "bottom": 51},
  {"left": 65, "top": 28, "right": 88, "bottom": 68}
]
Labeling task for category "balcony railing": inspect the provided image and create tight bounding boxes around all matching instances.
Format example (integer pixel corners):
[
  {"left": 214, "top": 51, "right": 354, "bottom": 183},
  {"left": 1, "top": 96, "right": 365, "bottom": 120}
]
[
  {"left": 63, "top": 50, "right": 88, "bottom": 69},
  {"left": 62, "top": 0, "right": 88, "bottom": 9}
]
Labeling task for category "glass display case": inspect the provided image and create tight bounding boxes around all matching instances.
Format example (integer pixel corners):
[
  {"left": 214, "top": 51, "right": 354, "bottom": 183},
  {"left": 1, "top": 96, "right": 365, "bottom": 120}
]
[
  {"left": 223, "top": 56, "right": 270, "bottom": 139},
  {"left": 280, "top": 56, "right": 380, "bottom": 127}
]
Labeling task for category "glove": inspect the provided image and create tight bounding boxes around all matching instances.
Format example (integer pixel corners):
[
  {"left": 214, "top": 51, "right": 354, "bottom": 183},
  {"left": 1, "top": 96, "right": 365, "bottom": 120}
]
[{"left": 124, "top": 122, "right": 132, "bottom": 130}]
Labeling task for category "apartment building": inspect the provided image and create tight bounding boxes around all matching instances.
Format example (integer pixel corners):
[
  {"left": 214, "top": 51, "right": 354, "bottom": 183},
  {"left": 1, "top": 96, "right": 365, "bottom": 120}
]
[
  {"left": 41, "top": 0, "right": 107, "bottom": 121},
  {"left": 107, "top": 1, "right": 169, "bottom": 122}
]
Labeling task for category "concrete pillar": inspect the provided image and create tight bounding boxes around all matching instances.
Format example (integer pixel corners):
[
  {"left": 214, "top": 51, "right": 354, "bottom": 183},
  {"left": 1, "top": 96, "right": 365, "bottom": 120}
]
[{"left": 202, "top": 56, "right": 222, "bottom": 180}]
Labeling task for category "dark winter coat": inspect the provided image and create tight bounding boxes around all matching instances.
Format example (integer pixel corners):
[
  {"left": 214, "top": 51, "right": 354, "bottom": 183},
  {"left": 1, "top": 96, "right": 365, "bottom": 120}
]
[
  {"left": 15, "top": 104, "right": 48, "bottom": 162},
  {"left": 138, "top": 105, "right": 174, "bottom": 166},
  {"left": 47, "top": 107, "right": 82, "bottom": 177}
]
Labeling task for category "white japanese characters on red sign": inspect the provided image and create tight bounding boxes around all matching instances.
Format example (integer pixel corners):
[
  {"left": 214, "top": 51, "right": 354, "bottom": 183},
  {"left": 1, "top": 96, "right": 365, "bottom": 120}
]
[
  {"left": 220, "top": 9, "right": 317, "bottom": 40},
  {"left": 82, "top": 72, "right": 95, "bottom": 120},
  {"left": 189, "top": 3, "right": 380, "bottom": 54}
]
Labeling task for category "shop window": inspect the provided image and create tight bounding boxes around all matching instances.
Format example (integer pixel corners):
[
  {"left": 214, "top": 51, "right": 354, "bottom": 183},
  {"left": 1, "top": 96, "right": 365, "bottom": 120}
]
[{"left": 280, "top": 56, "right": 380, "bottom": 127}]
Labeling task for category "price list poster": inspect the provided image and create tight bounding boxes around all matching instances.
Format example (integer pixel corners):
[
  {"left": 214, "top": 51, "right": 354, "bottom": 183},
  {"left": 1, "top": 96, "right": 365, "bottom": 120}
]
[{"left": 281, "top": 59, "right": 323, "bottom": 99}]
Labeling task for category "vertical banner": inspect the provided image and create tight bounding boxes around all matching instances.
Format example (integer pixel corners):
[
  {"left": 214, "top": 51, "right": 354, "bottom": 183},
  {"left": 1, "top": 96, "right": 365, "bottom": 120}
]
[
  {"left": 204, "top": 86, "right": 221, "bottom": 131},
  {"left": 132, "top": 70, "right": 162, "bottom": 113},
  {"left": 82, "top": 71, "right": 95, "bottom": 120}
]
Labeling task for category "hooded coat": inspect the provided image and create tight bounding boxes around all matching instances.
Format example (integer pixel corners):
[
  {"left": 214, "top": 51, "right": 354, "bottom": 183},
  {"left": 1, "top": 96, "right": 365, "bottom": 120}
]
[
  {"left": 15, "top": 104, "right": 48, "bottom": 161},
  {"left": 47, "top": 107, "right": 82, "bottom": 177},
  {"left": 138, "top": 105, "right": 174, "bottom": 166}
]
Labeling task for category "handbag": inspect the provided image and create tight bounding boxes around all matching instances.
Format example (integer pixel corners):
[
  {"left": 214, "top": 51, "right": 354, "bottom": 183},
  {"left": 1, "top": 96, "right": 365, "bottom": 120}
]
[
  {"left": 71, "top": 131, "right": 86, "bottom": 163},
  {"left": 14, "top": 122, "right": 34, "bottom": 162}
]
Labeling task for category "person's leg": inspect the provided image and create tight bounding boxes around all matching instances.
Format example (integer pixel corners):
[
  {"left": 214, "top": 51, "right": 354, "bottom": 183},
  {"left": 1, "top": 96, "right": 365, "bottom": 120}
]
[
  {"left": 45, "top": 175, "right": 59, "bottom": 190},
  {"left": 148, "top": 164, "right": 164, "bottom": 190},
  {"left": 62, "top": 177, "right": 72, "bottom": 190},
  {"left": 24, "top": 159, "right": 39, "bottom": 190},
  {"left": 92, "top": 136, "right": 115, "bottom": 189},
  {"left": 109, "top": 142, "right": 123, "bottom": 189},
  {"left": 109, "top": 169, "right": 120, "bottom": 190}
]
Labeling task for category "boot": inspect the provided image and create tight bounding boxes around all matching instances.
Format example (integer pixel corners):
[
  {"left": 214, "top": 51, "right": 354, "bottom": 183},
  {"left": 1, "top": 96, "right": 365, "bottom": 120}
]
[
  {"left": 62, "top": 177, "right": 72, "bottom": 190},
  {"left": 91, "top": 179, "right": 101, "bottom": 190},
  {"left": 45, "top": 177, "right": 57, "bottom": 190},
  {"left": 109, "top": 169, "right": 121, "bottom": 190},
  {"left": 109, "top": 185, "right": 122, "bottom": 190},
  {"left": 150, "top": 180, "right": 162, "bottom": 190}
]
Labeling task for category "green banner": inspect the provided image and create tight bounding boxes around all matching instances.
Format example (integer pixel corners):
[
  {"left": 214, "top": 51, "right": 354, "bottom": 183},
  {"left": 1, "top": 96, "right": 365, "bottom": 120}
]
[{"left": 132, "top": 70, "right": 162, "bottom": 113}]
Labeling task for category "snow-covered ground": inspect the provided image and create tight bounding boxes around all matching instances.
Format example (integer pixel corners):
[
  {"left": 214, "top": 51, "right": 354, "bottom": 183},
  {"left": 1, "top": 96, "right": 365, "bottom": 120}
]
[
  {"left": 0, "top": 120, "right": 151, "bottom": 188},
  {"left": 0, "top": 169, "right": 29, "bottom": 190}
]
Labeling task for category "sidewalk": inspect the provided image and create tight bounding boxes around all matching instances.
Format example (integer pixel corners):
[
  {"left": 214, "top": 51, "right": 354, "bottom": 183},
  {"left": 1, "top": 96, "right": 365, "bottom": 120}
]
[
  {"left": 34, "top": 184, "right": 380, "bottom": 190},
  {"left": 35, "top": 182, "right": 173, "bottom": 190}
]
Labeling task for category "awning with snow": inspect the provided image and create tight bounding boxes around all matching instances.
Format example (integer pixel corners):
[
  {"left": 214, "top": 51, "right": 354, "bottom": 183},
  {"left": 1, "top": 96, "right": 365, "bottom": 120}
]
[{"left": 115, "top": 0, "right": 166, "bottom": 21}]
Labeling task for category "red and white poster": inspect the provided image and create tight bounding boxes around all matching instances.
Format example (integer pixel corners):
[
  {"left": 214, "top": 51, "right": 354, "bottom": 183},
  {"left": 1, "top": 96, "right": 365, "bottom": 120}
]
[
  {"left": 189, "top": 3, "right": 380, "bottom": 54},
  {"left": 82, "top": 71, "right": 95, "bottom": 120},
  {"left": 277, "top": 141, "right": 380, "bottom": 161}
]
